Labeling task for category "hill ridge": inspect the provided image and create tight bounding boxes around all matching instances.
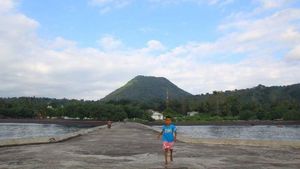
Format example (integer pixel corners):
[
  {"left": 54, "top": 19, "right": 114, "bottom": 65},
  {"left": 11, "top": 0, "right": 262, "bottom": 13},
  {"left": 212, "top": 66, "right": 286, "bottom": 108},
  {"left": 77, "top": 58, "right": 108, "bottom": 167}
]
[{"left": 102, "top": 75, "right": 192, "bottom": 102}]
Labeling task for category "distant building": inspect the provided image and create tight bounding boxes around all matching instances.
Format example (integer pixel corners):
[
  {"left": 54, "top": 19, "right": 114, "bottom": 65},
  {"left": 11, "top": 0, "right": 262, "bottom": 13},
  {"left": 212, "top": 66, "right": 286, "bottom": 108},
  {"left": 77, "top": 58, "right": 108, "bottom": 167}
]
[
  {"left": 148, "top": 110, "right": 164, "bottom": 120},
  {"left": 62, "top": 116, "right": 79, "bottom": 120},
  {"left": 152, "top": 112, "right": 164, "bottom": 120},
  {"left": 187, "top": 111, "right": 199, "bottom": 116}
]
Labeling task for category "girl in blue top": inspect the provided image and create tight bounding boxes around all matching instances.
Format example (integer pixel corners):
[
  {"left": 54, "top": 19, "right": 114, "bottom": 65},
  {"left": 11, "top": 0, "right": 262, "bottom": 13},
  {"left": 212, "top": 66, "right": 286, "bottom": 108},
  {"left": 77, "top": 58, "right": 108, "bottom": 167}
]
[{"left": 157, "top": 116, "right": 177, "bottom": 165}]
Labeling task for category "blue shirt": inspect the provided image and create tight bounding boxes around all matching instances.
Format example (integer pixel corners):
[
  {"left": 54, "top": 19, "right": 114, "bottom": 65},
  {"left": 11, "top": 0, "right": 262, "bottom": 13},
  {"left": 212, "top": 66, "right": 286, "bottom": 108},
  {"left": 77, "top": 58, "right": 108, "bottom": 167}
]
[{"left": 162, "top": 124, "right": 176, "bottom": 142}]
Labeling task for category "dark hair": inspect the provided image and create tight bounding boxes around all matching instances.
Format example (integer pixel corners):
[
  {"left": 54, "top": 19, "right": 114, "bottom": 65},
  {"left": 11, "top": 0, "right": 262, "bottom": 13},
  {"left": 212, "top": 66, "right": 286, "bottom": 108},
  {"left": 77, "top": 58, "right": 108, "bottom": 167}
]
[{"left": 165, "top": 115, "right": 172, "bottom": 119}]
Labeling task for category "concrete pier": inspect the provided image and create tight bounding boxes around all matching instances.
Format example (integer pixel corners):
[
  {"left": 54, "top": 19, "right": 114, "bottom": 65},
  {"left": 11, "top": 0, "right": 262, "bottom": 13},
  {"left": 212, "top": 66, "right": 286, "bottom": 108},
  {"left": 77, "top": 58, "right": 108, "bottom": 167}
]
[{"left": 0, "top": 122, "right": 300, "bottom": 169}]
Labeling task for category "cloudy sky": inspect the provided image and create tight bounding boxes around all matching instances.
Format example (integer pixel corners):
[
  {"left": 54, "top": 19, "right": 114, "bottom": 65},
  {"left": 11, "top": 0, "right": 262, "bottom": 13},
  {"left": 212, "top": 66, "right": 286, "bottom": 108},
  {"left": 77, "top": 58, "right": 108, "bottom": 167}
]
[{"left": 0, "top": 0, "right": 300, "bottom": 100}]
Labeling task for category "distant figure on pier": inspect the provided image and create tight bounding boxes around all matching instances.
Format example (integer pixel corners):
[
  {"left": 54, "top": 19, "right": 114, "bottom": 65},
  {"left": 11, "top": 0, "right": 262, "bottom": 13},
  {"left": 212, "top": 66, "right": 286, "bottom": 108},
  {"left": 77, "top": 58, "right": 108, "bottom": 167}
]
[
  {"left": 107, "top": 120, "right": 112, "bottom": 129},
  {"left": 157, "top": 116, "right": 177, "bottom": 165}
]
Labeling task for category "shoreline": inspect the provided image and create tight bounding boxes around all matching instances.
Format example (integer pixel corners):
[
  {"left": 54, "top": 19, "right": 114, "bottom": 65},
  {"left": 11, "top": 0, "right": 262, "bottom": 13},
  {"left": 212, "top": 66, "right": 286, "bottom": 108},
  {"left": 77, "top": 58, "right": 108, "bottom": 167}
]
[
  {"left": 0, "top": 124, "right": 107, "bottom": 147},
  {"left": 144, "top": 120, "right": 300, "bottom": 126},
  {"left": 1, "top": 121, "right": 300, "bottom": 148},
  {"left": 1, "top": 118, "right": 300, "bottom": 126},
  {"left": 1, "top": 122, "right": 300, "bottom": 149},
  {"left": 138, "top": 123, "right": 300, "bottom": 149},
  {"left": 0, "top": 118, "right": 106, "bottom": 127}
]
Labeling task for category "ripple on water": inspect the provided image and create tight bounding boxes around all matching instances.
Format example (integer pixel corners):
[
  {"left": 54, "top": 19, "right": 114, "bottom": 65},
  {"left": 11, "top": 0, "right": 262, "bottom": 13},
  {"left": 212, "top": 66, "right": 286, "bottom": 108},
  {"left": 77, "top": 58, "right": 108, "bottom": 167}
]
[
  {"left": 0, "top": 123, "right": 82, "bottom": 140},
  {"left": 153, "top": 125, "right": 300, "bottom": 141}
]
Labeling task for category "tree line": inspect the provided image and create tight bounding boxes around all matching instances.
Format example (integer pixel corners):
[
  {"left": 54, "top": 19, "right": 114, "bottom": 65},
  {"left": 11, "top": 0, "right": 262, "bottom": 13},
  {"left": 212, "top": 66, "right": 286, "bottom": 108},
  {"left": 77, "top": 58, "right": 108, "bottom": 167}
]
[
  {"left": 0, "top": 97, "right": 152, "bottom": 121},
  {"left": 0, "top": 84, "right": 300, "bottom": 121}
]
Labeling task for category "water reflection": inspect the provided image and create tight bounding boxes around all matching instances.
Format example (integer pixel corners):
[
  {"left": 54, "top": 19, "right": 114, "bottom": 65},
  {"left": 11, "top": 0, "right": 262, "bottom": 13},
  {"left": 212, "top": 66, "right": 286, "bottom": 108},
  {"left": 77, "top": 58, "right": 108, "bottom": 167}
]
[
  {"left": 154, "top": 125, "right": 300, "bottom": 141},
  {"left": 0, "top": 123, "right": 81, "bottom": 140}
]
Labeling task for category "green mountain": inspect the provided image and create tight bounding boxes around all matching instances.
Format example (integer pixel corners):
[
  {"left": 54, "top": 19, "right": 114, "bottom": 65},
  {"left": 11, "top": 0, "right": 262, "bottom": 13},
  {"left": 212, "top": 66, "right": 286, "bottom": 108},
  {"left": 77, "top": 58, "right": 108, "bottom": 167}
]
[
  {"left": 1, "top": 78, "right": 299, "bottom": 120},
  {"left": 187, "top": 83, "right": 300, "bottom": 120},
  {"left": 193, "top": 83, "right": 300, "bottom": 103},
  {"left": 102, "top": 75, "right": 192, "bottom": 102}
]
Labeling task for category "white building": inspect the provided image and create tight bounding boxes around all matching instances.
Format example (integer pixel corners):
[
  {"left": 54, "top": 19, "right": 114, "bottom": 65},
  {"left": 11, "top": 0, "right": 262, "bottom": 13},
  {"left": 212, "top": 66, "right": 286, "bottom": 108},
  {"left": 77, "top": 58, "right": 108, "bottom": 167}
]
[
  {"left": 187, "top": 111, "right": 199, "bottom": 116},
  {"left": 149, "top": 110, "right": 164, "bottom": 120},
  {"left": 63, "top": 116, "right": 80, "bottom": 120}
]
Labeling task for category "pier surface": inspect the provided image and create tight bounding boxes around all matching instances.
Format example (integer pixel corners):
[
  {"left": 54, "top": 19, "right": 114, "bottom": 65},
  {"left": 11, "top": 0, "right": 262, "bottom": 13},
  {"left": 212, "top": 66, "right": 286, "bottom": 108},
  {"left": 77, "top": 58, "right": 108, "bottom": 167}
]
[{"left": 0, "top": 122, "right": 300, "bottom": 169}]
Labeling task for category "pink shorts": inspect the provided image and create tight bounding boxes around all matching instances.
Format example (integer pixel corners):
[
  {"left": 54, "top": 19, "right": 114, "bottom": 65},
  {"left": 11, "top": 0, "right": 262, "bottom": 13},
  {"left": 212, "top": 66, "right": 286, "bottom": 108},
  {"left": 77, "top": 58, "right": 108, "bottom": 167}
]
[{"left": 163, "top": 141, "right": 174, "bottom": 150}]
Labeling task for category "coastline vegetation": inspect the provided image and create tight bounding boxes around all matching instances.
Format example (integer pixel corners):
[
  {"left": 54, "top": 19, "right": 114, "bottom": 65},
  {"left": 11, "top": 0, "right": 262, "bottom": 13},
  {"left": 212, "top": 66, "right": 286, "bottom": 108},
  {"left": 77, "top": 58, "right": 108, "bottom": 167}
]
[
  {"left": 0, "top": 94, "right": 299, "bottom": 121},
  {"left": 0, "top": 80, "right": 300, "bottom": 122}
]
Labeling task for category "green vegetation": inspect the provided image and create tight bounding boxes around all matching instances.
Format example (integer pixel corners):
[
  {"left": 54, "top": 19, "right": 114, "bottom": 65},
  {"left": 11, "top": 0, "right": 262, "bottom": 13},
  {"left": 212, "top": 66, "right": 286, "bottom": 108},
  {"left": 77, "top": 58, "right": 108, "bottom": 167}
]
[
  {"left": 102, "top": 75, "right": 192, "bottom": 102},
  {"left": 0, "top": 97, "right": 150, "bottom": 121},
  {"left": 0, "top": 76, "right": 299, "bottom": 121},
  {"left": 186, "top": 84, "right": 300, "bottom": 121}
]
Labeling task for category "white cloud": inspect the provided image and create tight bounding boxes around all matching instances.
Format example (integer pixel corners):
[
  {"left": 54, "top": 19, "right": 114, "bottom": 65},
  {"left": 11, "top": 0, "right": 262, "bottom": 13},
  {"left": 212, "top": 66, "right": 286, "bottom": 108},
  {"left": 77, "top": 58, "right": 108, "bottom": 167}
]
[
  {"left": 0, "top": 0, "right": 300, "bottom": 100},
  {"left": 255, "top": 0, "right": 292, "bottom": 9},
  {"left": 208, "top": 0, "right": 234, "bottom": 6},
  {"left": 286, "top": 45, "right": 300, "bottom": 60},
  {"left": 0, "top": 0, "right": 16, "bottom": 13},
  {"left": 50, "top": 37, "right": 77, "bottom": 49},
  {"left": 89, "top": 0, "right": 132, "bottom": 13},
  {"left": 147, "top": 40, "right": 165, "bottom": 50},
  {"left": 213, "top": 7, "right": 300, "bottom": 58},
  {"left": 97, "top": 35, "right": 123, "bottom": 51},
  {"left": 138, "top": 40, "right": 166, "bottom": 53}
]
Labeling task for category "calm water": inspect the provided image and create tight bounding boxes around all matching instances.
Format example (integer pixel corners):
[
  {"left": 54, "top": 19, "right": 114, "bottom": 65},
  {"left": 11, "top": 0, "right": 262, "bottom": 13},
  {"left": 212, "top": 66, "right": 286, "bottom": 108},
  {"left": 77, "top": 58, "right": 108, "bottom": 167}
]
[
  {"left": 154, "top": 125, "right": 300, "bottom": 141},
  {"left": 0, "top": 123, "right": 83, "bottom": 140}
]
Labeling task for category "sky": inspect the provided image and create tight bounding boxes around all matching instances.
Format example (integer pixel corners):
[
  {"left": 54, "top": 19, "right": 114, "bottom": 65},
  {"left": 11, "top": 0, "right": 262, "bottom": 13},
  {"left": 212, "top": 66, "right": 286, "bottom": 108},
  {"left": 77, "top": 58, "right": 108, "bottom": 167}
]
[{"left": 0, "top": 0, "right": 300, "bottom": 100}]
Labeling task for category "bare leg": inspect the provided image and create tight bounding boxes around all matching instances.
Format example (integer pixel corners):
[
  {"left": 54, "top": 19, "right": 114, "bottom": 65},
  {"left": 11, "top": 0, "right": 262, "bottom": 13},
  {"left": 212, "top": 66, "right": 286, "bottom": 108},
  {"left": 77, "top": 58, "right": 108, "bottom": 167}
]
[
  {"left": 164, "top": 149, "right": 168, "bottom": 164},
  {"left": 170, "top": 149, "right": 173, "bottom": 161}
]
